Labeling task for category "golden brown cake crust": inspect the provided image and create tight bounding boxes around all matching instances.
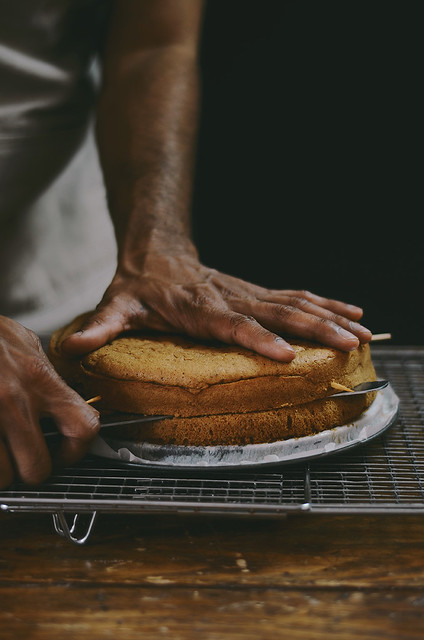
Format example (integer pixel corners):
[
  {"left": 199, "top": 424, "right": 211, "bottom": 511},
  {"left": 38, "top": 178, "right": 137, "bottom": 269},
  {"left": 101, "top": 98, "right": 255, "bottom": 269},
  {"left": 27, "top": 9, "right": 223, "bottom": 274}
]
[
  {"left": 104, "top": 393, "right": 375, "bottom": 447},
  {"left": 48, "top": 312, "right": 377, "bottom": 446},
  {"left": 48, "top": 313, "right": 376, "bottom": 415}
]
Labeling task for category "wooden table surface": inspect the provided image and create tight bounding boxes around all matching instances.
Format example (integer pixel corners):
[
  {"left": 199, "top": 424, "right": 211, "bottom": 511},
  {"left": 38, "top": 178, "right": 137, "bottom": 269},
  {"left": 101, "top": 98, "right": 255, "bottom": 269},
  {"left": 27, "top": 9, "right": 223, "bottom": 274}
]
[{"left": 1, "top": 509, "right": 424, "bottom": 640}]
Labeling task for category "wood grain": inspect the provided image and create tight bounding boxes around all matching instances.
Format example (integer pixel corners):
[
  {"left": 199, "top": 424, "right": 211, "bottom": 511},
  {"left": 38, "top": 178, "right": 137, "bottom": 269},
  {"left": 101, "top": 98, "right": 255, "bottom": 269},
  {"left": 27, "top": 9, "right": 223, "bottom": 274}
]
[
  {"left": 1, "top": 511, "right": 424, "bottom": 639},
  {"left": 1, "top": 586, "right": 424, "bottom": 640}
]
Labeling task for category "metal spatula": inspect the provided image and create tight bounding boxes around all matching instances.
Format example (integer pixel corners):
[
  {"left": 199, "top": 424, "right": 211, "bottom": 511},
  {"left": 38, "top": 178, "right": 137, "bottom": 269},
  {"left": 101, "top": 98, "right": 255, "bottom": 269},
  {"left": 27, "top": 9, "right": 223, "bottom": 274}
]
[{"left": 41, "top": 411, "right": 173, "bottom": 439}]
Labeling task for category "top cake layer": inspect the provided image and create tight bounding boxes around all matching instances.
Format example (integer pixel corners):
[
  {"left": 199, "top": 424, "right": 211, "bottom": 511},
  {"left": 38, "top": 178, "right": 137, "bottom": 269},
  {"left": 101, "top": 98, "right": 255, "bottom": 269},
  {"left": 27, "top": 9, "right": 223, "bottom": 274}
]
[{"left": 48, "top": 313, "right": 377, "bottom": 417}]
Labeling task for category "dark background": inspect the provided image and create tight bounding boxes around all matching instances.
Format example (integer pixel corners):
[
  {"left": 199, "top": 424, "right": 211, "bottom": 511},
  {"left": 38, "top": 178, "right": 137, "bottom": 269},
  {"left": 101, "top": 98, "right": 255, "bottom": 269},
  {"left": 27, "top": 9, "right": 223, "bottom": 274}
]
[{"left": 192, "top": 0, "right": 422, "bottom": 344}]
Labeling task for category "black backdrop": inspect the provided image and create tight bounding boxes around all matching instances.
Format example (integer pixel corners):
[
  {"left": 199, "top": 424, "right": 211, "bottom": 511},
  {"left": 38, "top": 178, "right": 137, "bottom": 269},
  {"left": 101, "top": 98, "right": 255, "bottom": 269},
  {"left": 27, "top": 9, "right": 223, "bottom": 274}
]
[{"left": 192, "top": 0, "right": 422, "bottom": 345}]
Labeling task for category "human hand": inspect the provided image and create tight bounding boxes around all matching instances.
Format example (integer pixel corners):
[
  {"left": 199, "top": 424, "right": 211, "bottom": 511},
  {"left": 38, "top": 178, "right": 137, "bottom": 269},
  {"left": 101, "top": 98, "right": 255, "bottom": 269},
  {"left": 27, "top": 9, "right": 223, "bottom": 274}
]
[
  {"left": 61, "top": 252, "right": 372, "bottom": 361},
  {"left": 0, "top": 316, "right": 100, "bottom": 488}
]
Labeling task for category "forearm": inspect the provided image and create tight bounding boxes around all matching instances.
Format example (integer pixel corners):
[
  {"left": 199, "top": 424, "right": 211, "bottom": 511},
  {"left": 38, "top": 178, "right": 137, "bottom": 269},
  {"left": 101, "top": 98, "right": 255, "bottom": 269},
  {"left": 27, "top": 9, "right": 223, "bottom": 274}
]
[
  {"left": 62, "top": 1, "right": 371, "bottom": 361},
  {"left": 96, "top": 42, "right": 201, "bottom": 269}
]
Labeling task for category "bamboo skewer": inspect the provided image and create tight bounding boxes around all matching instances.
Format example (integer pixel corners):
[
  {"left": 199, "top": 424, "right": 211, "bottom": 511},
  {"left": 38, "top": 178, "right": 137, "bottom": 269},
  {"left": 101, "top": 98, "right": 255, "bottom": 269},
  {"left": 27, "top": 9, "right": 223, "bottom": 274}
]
[
  {"left": 330, "top": 381, "right": 354, "bottom": 393},
  {"left": 371, "top": 333, "right": 392, "bottom": 342}
]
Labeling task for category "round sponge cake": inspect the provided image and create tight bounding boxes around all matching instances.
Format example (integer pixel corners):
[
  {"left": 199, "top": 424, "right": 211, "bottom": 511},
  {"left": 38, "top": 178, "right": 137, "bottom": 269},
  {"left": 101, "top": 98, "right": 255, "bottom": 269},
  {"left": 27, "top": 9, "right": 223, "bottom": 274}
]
[{"left": 48, "top": 313, "right": 377, "bottom": 446}]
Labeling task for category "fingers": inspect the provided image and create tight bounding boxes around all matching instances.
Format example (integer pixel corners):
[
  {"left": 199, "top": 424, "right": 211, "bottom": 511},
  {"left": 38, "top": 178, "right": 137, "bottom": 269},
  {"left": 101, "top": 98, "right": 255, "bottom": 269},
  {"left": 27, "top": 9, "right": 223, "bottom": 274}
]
[
  {"left": 264, "top": 305, "right": 361, "bottom": 351},
  {"left": 0, "top": 358, "right": 53, "bottom": 486},
  {"left": 61, "top": 295, "right": 148, "bottom": 356},
  {"left": 38, "top": 365, "right": 101, "bottom": 467},
  {"left": 0, "top": 409, "right": 52, "bottom": 487},
  {"left": 208, "top": 275, "right": 366, "bottom": 324},
  {"left": 49, "top": 395, "right": 101, "bottom": 468},
  {"left": 267, "top": 290, "right": 365, "bottom": 322},
  {"left": 208, "top": 277, "right": 371, "bottom": 349},
  {"left": 0, "top": 317, "right": 102, "bottom": 489},
  {"left": 194, "top": 305, "right": 360, "bottom": 363},
  {"left": 0, "top": 356, "right": 100, "bottom": 488},
  {"left": 231, "top": 297, "right": 372, "bottom": 351},
  {"left": 198, "top": 281, "right": 371, "bottom": 355},
  {"left": 61, "top": 312, "right": 124, "bottom": 356},
  {"left": 0, "top": 399, "right": 99, "bottom": 487},
  {"left": 199, "top": 310, "right": 297, "bottom": 362}
]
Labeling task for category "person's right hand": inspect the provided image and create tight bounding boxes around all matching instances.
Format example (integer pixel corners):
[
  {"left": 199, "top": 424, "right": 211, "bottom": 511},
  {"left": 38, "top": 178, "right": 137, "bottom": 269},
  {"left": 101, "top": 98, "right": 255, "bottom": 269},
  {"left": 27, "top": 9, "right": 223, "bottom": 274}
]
[{"left": 0, "top": 316, "right": 100, "bottom": 489}]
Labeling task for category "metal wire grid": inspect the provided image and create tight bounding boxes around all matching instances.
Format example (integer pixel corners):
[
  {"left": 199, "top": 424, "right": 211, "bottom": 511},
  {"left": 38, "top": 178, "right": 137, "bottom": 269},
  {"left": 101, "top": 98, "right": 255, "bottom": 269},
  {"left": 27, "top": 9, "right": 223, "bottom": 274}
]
[
  {"left": 304, "top": 348, "right": 424, "bottom": 511},
  {"left": 1, "top": 347, "right": 424, "bottom": 534},
  {"left": 0, "top": 464, "right": 307, "bottom": 514}
]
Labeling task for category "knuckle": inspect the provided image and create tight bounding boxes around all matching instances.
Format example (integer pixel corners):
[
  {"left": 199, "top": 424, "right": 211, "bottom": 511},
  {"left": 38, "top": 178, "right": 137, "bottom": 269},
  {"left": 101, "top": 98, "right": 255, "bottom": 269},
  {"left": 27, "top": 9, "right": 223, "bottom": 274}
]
[
  {"left": 276, "top": 304, "right": 298, "bottom": 319},
  {"left": 127, "top": 300, "right": 147, "bottom": 322},
  {"left": 287, "top": 296, "right": 310, "bottom": 311},
  {"left": 0, "top": 383, "right": 13, "bottom": 405},
  {"left": 316, "top": 315, "right": 332, "bottom": 328},
  {"left": 24, "top": 354, "right": 53, "bottom": 382},
  {"left": 215, "top": 313, "right": 248, "bottom": 342},
  {"left": 290, "top": 289, "right": 311, "bottom": 299},
  {"left": 29, "top": 331, "right": 43, "bottom": 352},
  {"left": 84, "top": 315, "right": 109, "bottom": 330},
  {"left": 189, "top": 293, "right": 210, "bottom": 309},
  {"left": 183, "top": 283, "right": 217, "bottom": 308},
  {"left": 313, "top": 316, "right": 337, "bottom": 336},
  {"left": 0, "top": 380, "right": 22, "bottom": 409},
  {"left": 92, "top": 317, "right": 106, "bottom": 327},
  {"left": 229, "top": 313, "right": 255, "bottom": 330},
  {"left": 269, "top": 304, "right": 287, "bottom": 320},
  {"left": 72, "top": 409, "right": 101, "bottom": 440},
  {"left": 328, "top": 312, "right": 344, "bottom": 326},
  {"left": 227, "top": 314, "right": 266, "bottom": 342}
]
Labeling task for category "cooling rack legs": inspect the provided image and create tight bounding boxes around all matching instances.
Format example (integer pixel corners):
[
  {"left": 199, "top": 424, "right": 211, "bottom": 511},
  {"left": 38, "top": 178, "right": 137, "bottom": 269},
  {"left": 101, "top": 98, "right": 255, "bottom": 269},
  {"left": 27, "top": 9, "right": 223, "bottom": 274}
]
[{"left": 52, "top": 511, "right": 98, "bottom": 545}]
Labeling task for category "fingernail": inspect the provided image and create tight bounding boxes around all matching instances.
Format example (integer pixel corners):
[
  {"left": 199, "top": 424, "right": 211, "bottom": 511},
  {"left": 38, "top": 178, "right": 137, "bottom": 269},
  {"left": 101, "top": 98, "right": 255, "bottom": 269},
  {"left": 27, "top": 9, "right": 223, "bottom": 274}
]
[
  {"left": 337, "top": 327, "right": 359, "bottom": 342},
  {"left": 275, "top": 338, "right": 295, "bottom": 353},
  {"left": 349, "top": 322, "right": 372, "bottom": 337},
  {"left": 274, "top": 340, "right": 296, "bottom": 360}
]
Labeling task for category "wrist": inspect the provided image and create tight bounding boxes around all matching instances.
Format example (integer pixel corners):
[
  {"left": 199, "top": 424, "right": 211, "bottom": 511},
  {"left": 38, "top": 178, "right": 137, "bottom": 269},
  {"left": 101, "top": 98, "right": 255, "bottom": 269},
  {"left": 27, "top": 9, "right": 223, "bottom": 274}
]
[{"left": 116, "top": 231, "right": 199, "bottom": 277}]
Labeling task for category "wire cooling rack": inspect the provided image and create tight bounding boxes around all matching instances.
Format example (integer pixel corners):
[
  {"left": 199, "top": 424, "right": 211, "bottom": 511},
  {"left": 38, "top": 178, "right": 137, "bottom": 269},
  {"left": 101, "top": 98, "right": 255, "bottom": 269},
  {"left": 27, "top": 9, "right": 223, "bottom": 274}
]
[{"left": 1, "top": 346, "right": 423, "bottom": 544}]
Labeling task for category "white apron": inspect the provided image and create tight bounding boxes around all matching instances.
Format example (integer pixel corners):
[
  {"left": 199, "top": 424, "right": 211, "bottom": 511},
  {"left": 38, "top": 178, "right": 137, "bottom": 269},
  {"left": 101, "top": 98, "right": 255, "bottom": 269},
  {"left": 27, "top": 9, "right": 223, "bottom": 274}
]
[{"left": 0, "top": 0, "right": 117, "bottom": 333}]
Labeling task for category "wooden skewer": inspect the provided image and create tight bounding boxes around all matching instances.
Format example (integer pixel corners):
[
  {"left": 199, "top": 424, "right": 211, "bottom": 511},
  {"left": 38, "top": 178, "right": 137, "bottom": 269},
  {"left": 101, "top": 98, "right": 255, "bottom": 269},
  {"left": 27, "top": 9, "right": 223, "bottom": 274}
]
[
  {"left": 330, "top": 381, "right": 354, "bottom": 393},
  {"left": 85, "top": 395, "right": 102, "bottom": 405},
  {"left": 371, "top": 333, "right": 392, "bottom": 342}
]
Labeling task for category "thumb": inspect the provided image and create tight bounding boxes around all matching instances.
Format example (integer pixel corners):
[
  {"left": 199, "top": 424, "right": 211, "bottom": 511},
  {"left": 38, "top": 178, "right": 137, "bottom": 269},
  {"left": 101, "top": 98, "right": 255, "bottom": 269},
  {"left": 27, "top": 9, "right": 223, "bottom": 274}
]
[{"left": 60, "top": 307, "right": 126, "bottom": 356}]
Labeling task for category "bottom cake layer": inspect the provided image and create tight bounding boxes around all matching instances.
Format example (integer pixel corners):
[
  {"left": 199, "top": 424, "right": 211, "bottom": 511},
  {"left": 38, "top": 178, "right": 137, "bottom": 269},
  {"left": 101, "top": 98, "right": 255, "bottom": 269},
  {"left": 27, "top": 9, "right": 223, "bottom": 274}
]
[{"left": 102, "top": 392, "right": 376, "bottom": 447}]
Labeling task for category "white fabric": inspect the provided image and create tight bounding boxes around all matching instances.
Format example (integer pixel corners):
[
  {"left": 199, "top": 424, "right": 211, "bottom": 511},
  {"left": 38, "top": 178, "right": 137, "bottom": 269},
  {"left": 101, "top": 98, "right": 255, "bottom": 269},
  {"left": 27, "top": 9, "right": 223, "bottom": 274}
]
[{"left": 0, "top": 0, "right": 117, "bottom": 332}]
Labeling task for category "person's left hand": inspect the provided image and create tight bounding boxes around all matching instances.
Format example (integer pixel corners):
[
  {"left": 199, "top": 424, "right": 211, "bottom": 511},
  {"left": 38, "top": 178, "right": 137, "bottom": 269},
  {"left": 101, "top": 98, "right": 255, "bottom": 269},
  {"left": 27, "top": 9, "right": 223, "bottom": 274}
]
[{"left": 61, "top": 252, "right": 372, "bottom": 362}]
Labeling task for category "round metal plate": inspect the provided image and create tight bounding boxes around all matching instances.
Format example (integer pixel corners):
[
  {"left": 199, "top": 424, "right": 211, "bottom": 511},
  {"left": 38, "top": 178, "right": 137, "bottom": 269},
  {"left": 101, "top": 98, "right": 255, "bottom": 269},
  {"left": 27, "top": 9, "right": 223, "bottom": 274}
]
[{"left": 89, "top": 385, "right": 399, "bottom": 471}]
